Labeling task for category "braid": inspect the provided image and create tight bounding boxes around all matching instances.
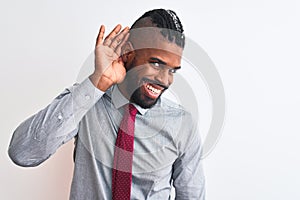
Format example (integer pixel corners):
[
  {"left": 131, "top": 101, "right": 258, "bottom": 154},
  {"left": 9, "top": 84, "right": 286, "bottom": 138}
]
[{"left": 131, "top": 9, "right": 185, "bottom": 48}]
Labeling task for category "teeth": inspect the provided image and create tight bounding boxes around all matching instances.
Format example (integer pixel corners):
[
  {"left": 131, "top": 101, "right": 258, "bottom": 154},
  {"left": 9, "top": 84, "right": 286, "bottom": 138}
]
[{"left": 146, "top": 84, "right": 161, "bottom": 94}]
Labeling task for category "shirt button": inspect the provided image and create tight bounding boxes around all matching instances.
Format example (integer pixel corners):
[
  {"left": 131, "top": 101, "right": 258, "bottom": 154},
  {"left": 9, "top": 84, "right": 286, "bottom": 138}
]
[
  {"left": 85, "top": 95, "right": 91, "bottom": 100},
  {"left": 58, "top": 114, "right": 63, "bottom": 120}
]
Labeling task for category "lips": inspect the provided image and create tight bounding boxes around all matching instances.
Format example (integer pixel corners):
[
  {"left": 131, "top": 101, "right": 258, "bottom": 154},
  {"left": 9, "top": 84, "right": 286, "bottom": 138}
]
[{"left": 142, "top": 82, "right": 164, "bottom": 99}]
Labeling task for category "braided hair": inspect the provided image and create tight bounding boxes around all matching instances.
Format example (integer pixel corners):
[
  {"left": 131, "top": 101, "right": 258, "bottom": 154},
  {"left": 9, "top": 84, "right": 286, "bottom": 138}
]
[{"left": 131, "top": 9, "right": 185, "bottom": 48}]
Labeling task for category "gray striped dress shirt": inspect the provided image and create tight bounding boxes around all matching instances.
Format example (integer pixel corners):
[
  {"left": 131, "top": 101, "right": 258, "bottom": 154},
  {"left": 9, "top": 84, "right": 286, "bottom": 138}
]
[{"left": 8, "top": 78, "right": 205, "bottom": 199}]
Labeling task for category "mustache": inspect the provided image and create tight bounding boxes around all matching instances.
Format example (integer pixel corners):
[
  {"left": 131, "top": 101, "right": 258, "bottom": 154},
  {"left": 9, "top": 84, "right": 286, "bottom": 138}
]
[{"left": 141, "top": 78, "right": 168, "bottom": 90}]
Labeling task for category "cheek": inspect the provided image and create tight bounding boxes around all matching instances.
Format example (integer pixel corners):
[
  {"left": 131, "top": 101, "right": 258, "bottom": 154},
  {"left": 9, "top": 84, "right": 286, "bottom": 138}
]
[
  {"left": 133, "top": 65, "right": 153, "bottom": 78},
  {"left": 168, "top": 75, "right": 174, "bottom": 85},
  {"left": 126, "top": 65, "right": 150, "bottom": 86}
]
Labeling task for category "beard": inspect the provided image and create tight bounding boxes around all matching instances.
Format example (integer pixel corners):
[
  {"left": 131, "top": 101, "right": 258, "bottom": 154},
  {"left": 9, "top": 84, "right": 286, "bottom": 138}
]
[{"left": 130, "top": 85, "right": 162, "bottom": 109}]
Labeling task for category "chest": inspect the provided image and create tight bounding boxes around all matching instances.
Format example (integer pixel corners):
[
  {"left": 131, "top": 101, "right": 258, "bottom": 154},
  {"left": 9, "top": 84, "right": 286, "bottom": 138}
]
[{"left": 78, "top": 103, "right": 180, "bottom": 173}]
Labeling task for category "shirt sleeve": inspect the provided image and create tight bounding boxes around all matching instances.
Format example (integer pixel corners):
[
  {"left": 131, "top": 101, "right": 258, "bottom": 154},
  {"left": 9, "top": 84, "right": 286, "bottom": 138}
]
[
  {"left": 172, "top": 112, "right": 206, "bottom": 200},
  {"left": 8, "top": 78, "right": 104, "bottom": 167}
]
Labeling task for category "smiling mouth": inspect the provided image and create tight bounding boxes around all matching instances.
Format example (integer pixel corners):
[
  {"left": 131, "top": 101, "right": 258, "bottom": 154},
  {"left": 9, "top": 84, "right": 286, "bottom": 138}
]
[{"left": 142, "top": 80, "right": 166, "bottom": 99}]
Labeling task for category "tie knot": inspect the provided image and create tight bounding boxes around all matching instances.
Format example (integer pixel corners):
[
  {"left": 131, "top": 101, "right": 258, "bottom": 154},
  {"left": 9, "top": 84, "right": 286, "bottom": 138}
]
[{"left": 127, "top": 104, "right": 138, "bottom": 117}]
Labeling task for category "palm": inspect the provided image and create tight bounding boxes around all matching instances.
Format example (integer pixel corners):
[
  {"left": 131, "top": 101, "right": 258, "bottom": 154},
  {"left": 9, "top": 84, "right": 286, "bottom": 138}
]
[
  {"left": 96, "top": 46, "right": 125, "bottom": 83},
  {"left": 91, "top": 24, "right": 129, "bottom": 91}
]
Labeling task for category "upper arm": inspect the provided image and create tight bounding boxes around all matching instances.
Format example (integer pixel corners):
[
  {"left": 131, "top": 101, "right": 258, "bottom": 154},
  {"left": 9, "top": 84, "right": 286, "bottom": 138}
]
[{"left": 8, "top": 78, "right": 104, "bottom": 167}]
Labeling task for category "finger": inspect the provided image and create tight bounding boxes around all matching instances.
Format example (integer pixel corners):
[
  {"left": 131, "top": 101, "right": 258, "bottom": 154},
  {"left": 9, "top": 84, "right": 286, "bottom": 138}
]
[
  {"left": 110, "top": 27, "right": 129, "bottom": 50},
  {"left": 96, "top": 25, "right": 105, "bottom": 47},
  {"left": 115, "top": 32, "right": 130, "bottom": 56},
  {"left": 103, "top": 24, "right": 122, "bottom": 46}
]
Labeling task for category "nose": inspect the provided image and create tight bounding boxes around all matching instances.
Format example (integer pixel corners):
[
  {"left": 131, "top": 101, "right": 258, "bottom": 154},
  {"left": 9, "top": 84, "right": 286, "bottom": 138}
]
[{"left": 155, "top": 69, "right": 172, "bottom": 87}]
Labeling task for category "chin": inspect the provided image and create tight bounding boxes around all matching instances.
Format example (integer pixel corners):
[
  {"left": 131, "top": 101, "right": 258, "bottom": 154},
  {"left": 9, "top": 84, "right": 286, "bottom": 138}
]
[{"left": 130, "top": 87, "right": 161, "bottom": 109}]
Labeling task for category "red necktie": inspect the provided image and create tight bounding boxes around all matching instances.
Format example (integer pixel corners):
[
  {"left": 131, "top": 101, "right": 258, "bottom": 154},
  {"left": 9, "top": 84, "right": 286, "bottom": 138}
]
[{"left": 112, "top": 104, "right": 138, "bottom": 200}]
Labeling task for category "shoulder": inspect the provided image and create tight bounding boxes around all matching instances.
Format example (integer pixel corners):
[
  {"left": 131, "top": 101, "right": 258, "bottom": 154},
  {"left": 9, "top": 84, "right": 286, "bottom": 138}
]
[
  {"left": 153, "top": 97, "right": 195, "bottom": 134},
  {"left": 158, "top": 97, "right": 190, "bottom": 116},
  {"left": 160, "top": 97, "right": 195, "bottom": 126},
  {"left": 158, "top": 97, "right": 200, "bottom": 153}
]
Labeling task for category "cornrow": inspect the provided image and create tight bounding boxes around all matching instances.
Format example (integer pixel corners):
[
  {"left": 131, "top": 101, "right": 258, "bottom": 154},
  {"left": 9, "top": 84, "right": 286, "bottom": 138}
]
[
  {"left": 131, "top": 9, "right": 185, "bottom": 48},
  {"left": 166, "top": 10, "right": 182, "bottom": 31}
]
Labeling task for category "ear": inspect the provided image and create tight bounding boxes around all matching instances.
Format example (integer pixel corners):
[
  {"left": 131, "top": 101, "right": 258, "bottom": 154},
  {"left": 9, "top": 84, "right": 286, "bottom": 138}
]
[{"left": 121, "top": 42, "right": 135, "bottom": 64}]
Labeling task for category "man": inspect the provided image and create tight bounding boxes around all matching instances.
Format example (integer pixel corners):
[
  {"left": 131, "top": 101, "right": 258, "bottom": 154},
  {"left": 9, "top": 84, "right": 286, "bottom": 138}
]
[{"left": 8, "top": 9, "right": 205, "bottom": 199}]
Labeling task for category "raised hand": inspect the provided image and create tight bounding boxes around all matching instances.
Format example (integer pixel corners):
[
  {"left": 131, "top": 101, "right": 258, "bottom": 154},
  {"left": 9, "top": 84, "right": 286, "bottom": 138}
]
[{"left": 89, "top": 24, "right": 130, "bottom": 91}]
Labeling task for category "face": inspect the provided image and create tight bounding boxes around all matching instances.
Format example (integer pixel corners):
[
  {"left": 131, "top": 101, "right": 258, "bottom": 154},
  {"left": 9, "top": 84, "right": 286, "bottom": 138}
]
[{"left": 120, "top": 36, "right": 183, "bottom": 109}]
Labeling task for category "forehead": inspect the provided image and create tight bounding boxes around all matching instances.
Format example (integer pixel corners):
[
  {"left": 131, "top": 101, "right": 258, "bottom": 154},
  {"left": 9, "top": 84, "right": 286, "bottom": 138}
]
[
  {"left": 130, "top": 28, "right": 183, "bottom": 66},
  {"left": 129, "top": 28, "right": 183, "bottom": 55}
]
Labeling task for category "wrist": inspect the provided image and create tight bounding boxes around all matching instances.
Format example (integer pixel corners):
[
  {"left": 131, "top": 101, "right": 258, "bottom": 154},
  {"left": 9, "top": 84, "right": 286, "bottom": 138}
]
[{"left": 89, "top": 73, "right": 112, "bottom": 92}]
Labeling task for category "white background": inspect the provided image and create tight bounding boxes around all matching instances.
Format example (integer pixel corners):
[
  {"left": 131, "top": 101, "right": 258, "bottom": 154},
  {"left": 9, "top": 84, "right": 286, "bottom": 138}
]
[{"left": 1, "top": 0, "right": 300, "bottom": 199}]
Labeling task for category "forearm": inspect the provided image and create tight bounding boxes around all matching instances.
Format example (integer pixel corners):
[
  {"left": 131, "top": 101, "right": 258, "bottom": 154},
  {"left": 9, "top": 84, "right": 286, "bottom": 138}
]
[{"left": 8, "top": 78, "right": 104, "bottom": 167}]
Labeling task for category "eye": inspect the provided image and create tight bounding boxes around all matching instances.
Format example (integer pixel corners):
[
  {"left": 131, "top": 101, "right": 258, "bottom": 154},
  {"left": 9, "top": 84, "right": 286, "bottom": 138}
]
[
  {"left": 168, "top": 68, "right": 177, "bottom": 74},
  {"left": 150, "top": 62, "right": 161, "bottom": 70}
]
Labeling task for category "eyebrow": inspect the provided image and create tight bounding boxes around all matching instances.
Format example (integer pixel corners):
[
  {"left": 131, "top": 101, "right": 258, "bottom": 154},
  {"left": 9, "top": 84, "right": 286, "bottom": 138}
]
[{"left": 149, "top": 57, "right": 181, "bottom": 70}]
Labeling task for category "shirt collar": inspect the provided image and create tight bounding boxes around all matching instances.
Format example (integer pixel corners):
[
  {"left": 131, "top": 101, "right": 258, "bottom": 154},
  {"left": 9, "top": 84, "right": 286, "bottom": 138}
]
[{"left": 109, "top": 85, "right": 149, "bottom": 115}]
